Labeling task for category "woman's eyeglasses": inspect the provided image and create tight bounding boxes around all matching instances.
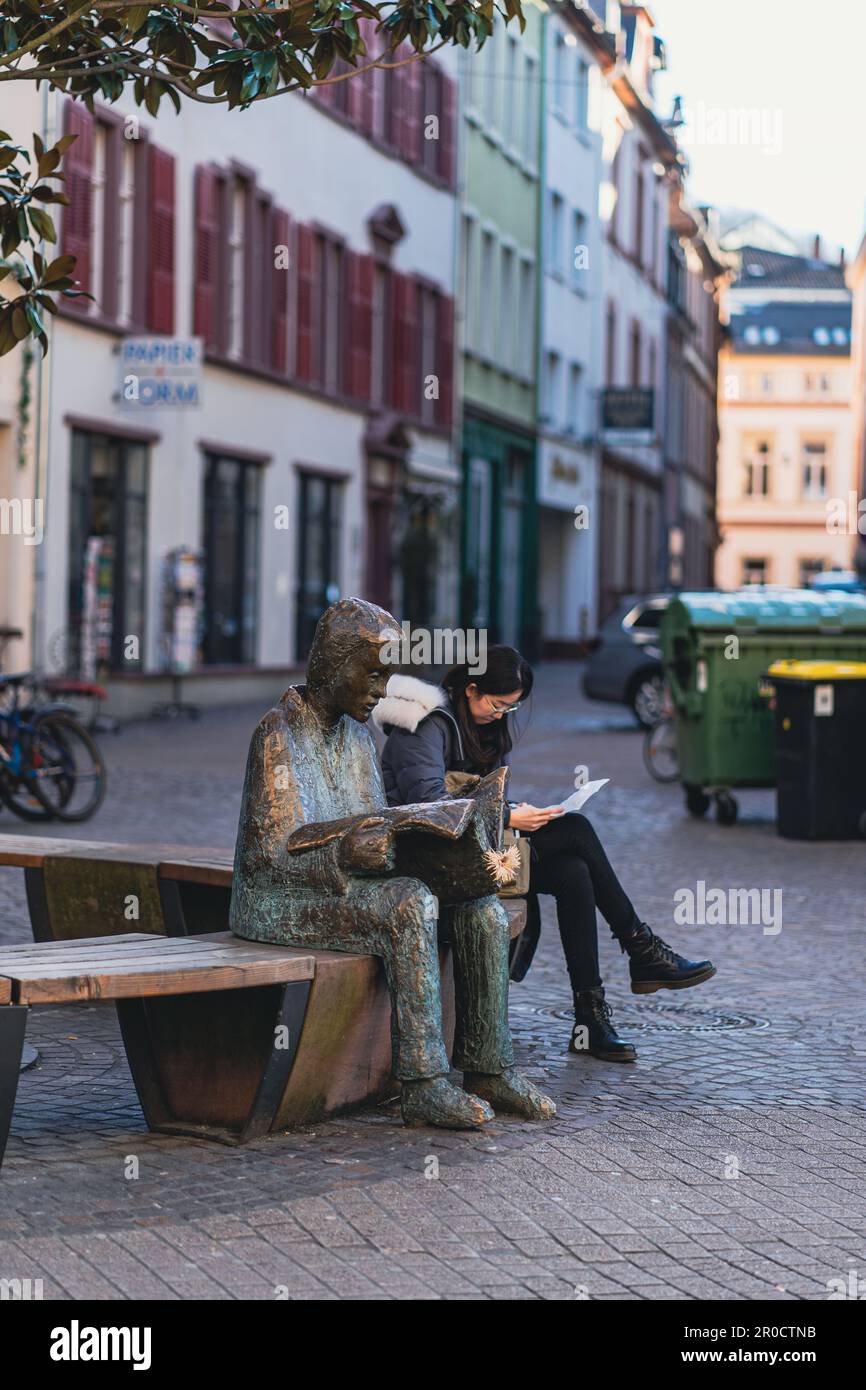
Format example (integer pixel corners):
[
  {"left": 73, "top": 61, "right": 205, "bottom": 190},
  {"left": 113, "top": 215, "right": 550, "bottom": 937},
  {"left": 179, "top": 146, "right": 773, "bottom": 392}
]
[{"left": 486, "top": 696, "right": 525, "bottom": 716}]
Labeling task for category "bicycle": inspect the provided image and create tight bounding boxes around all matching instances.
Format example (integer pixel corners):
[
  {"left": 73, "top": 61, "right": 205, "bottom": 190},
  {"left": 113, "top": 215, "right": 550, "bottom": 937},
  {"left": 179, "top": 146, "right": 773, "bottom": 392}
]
[
  {"left": 0, "top": 673, "right": 106, "bottom": 822},
  {"left": 642, "top": 686, "right": 679, "bottom": 784}
]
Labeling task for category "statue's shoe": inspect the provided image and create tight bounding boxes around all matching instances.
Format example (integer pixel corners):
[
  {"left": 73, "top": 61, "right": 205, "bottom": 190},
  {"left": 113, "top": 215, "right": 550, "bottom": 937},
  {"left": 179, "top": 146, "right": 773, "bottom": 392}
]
[
  {"left": 463, "top": 1067, "right": 557, "bottom": 1120},
  {"left": 401, "top": 1076, "right": 495, "bottom": 1129}
]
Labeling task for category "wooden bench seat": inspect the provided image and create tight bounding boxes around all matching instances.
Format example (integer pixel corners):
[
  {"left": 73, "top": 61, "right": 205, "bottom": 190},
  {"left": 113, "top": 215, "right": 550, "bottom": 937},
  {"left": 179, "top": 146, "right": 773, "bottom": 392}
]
[{"left": 0, "top": 833, "right": 528, "bottom": 1166}]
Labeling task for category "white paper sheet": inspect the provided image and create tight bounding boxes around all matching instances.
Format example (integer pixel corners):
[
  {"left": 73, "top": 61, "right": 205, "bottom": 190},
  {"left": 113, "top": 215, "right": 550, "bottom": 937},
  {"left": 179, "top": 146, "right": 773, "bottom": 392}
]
[{"left": 540, "top": 779, "right": 609, "bottom": 815}]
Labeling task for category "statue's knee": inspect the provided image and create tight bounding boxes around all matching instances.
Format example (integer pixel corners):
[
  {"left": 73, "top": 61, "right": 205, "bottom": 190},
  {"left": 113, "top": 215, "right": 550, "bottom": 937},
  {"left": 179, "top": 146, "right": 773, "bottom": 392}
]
[{"left": 387, "top": 879, "right": 438, "bottom": 936}]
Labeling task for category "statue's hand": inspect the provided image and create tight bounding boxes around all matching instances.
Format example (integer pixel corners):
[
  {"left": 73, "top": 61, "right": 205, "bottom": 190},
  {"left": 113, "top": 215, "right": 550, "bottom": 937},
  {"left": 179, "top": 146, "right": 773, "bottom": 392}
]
[{"left": 340, "top": 817, "right": 396, "bottom": 873}]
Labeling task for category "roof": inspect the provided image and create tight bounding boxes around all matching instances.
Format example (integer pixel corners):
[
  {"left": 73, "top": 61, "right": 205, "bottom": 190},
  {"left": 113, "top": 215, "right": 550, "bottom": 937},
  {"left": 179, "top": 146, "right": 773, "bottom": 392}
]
[
  {"left": 734, "top": 245, "right": 848, "bottom": 292},
  {"left": 727, "top": 298, "right": 852, "bottom": 356}
]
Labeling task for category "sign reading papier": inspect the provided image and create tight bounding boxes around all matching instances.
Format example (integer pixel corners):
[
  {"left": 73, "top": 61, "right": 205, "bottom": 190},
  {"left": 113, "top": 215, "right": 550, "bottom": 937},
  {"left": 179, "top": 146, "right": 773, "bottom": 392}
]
[{"left": 120, "top": 337, "right": 203, "bottom": 408}]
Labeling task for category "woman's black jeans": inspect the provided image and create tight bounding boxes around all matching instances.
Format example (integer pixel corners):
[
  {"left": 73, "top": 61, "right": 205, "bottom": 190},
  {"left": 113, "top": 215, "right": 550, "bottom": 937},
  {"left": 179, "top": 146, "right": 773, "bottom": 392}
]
[{"left": 527, "top": 812, "right": 642, "bottom": 995}]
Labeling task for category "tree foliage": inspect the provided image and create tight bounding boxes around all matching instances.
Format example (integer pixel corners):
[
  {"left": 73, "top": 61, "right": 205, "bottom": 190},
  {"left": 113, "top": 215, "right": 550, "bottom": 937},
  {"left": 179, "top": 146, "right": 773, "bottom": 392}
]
[{"left": 0, "top": 2, "right": 525, "bottom": 355}]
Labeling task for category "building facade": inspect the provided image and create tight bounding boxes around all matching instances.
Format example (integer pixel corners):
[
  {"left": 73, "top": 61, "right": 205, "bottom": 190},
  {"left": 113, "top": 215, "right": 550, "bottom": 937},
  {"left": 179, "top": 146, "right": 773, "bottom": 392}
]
[
  {"left": 716, "top": 246, "right": 856, "bottom": 588},
  {"left": 596, "top": 3, "right": 680, "bottom": 620},
  {"left": 457, "top": 2, "right": 543, "bottom": 656},
  {"left": 847, "top": 230, "right": 866, "bottom": 578},
  {"left": 0, "top": 34, "right": 459, "bottom": 712},
  {"left": 535, "top": 2, "right": 611, "bottom": 653},
  {"left": 664, "top": 196, "right": 728, "bottom": 589}
]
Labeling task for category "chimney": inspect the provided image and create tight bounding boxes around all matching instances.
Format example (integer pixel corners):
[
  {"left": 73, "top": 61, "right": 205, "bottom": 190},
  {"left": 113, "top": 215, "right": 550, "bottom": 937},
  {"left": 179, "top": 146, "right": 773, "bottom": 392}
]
[
  {"left": 812, "top": 234, "right": 821, "bottom": 260},
  {"left": 839, "top": 247, "right": 846, "bottom": 269}
]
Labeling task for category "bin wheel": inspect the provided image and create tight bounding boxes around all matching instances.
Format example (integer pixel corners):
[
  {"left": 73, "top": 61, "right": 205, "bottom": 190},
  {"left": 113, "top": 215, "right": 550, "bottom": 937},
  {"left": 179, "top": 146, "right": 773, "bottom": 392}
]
[
  {"left": 716, "top": 792, "right": 738, "bottom": 826},
  {"left": 685, "top": 785, "right": 711, "bottom": 818}
]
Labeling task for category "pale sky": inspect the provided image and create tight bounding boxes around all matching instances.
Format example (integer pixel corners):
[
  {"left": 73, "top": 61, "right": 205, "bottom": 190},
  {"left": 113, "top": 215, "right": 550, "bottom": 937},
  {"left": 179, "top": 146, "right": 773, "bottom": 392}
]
[{"left": 649, "top": 0, "right": 866, "bottom": 259}]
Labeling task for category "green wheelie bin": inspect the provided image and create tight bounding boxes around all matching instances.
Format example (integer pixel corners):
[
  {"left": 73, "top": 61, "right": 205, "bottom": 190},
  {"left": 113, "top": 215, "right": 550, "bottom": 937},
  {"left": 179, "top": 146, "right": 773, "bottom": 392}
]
[
  {"left": 660, "top": 588, "right": 866, "bottom": 825},
  {"left": 767, "top": 659, "right": 866, "bottom": 840}
]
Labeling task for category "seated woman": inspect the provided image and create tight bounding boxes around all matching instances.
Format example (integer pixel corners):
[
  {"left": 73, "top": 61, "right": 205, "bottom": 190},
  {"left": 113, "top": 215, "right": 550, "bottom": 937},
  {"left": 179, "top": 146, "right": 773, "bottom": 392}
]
[{"left": 375, "top": 646, "right": 716, "bottom": 1063}]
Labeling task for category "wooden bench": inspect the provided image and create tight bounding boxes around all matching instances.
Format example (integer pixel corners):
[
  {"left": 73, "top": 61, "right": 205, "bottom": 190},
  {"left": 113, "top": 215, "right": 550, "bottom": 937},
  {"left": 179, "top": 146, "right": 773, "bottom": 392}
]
[{"left": 0, "top": 836, "right": 527, "bottom": 1163}]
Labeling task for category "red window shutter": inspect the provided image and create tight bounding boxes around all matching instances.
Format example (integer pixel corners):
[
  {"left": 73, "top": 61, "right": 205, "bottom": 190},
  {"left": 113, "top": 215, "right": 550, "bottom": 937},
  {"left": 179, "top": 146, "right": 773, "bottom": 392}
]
[
  {"left": 435, "top": 293, "right": 455, "bottom": 429},
  {"left": 61, "top": 101, "right": 94, "bottom": 313},
  {"left": 390, "top": 272, "right": 419, "bottom": 415},
  {"left": 147, "top": 146, "right": 175, "bottom": 334},
  {"left": 344, "top": 250, "right": 374, "bottom": 402},
  {"left": 193, "top": 165, "right": 219, "bottom": 347},
  {"left": 439, "top": 72, "right": 456, "bottom": 185},
  {"left": 295, "top": 223, "right": 318, "bottom": 384},
  {"left": 270, "top": 207, "right": 291, "bottom": 374},
  {"left": 399, "top": 50, "right": 422, "bottom": 162},
  {"left": 358, "top": 19, "right": 378, "bottom": 135}
]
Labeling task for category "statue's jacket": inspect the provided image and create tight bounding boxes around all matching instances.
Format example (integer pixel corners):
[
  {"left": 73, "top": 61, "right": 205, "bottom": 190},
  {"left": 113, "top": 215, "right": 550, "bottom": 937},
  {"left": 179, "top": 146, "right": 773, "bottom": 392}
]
[{"left": 230, "top": 685, "right": 388, "bottom": 939}]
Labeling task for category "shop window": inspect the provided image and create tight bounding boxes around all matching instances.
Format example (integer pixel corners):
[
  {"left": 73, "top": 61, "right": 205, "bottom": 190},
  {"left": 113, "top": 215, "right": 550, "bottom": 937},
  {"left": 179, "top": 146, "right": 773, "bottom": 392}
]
[
  {"left": 202, "top": 454, "right": 261, "bottom": 665},
  {"left": 296, "top": 472, "right": 343, "bottom": 660},
  {"left": 67, "top": 431, "right": 148, "bottom": 676}
]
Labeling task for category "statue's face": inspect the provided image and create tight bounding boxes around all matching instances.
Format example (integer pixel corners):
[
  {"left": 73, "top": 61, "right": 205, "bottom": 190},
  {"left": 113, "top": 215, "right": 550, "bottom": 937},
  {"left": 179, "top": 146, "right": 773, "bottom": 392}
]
[{"left": 331, "top": 643, "right": 391, "bottom": 722}]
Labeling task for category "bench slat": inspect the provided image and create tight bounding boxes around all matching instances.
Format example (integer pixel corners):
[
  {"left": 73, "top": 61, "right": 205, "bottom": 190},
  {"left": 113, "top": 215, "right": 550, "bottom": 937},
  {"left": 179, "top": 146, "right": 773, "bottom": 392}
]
[{"left": 0, "top": 933, "right": 316, "bottom": 1005}]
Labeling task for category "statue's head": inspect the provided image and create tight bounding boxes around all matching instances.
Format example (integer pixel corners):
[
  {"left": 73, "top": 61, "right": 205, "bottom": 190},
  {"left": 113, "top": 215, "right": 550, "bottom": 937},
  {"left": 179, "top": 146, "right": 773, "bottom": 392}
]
[{"left": 306, "top": 597, "right": 402, "bottom": 723}]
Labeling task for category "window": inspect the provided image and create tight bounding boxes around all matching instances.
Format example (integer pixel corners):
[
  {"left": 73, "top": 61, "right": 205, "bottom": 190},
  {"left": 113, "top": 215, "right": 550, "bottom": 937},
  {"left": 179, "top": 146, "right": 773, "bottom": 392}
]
[
  {"left": 418, "top": 284, "right": 439, "bottom": 427},
  {"left": 553, "top": 31, "right": 567, "bottom": 116},
  {"left": 320, "top": 235, "right": 344, "bottom": 393},
  {"left": 629, "top": 320, "right": 641, "bottom": 387},
  {"left": 799, "top": 559, "right": 825, "bottom": 587},
  {"left": 523, "top": 54, "right": 538, "bottom": 161},
  {"left": 571, "top": 210, "right": 587, "bottom": 286},
  {"left": 576, "top": 58, "right": 589, "bottom": 129},
  {"left": 634, "top": 156, "right": 645, "bottom": 263},
  {"left": 68, "top": 430, "right": 149, "bottom": 675},
  {"left": 480, "top": 229, "right": 496, "bottom": 358},
  {"left": 743, "top": 439, "right": 771, "bottom": 497},
  {"left": 461, "top": 214, "right": 478, "bottom": 353},
  {"left": 226, "top": 178, "right": 247, "bottom": 361},
  {"left": 371, "top": 263, "right": 389, "bottom": 406},
  {"left": 648, "top": 340, "right": 657, "bottom": 394},
  {"left": 500, "top": 244, "right": 515, "bottom": 371},
  {"left": 544, "top": 351, "right": 561, "bottom": 425},
  {"left": 742, "top": 558, "right": 768, "bottom": 586},
  {"left": 503, "top": 34, "right": 518, "bottom": 146},
  {"left": 548, "top": 192, "right": 564, "bottom": 275},
  {"left": 802, "top": 441, "right": 828, "bottom": 500},
  {"left": 518, "top": 259, "right": 534, "bottom": 377},
  {"left": 567, "top": 362, "right": 583, "bottom": 433},
  {"left": 296, "top": 473, "right": 343, "bottom": 660},
  {"left": 605, "top": 301, "right": 617, "bottom": 385},
  {"left": 202, "top": 454, "right": 261, "bottom": 665},
  {"left": 483, "top": 23, "right": 498, "bottom": 129}
]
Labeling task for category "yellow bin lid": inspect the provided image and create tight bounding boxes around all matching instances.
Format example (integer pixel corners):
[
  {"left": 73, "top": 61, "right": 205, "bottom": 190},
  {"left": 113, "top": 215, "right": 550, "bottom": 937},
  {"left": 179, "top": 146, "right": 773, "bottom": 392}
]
[{"left": 768, "top": 659, "right": 866, "bottom": 680}]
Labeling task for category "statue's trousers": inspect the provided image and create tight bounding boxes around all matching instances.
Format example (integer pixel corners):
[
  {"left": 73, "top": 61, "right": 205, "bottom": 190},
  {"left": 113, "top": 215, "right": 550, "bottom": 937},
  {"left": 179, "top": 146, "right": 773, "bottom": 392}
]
[{"left": 234, "top": 876, "right": 514, "bottom": 1081}]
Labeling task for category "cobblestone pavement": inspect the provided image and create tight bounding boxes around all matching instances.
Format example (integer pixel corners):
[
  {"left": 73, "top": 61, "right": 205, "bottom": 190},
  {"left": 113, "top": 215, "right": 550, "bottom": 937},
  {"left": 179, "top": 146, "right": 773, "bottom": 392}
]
[{"left": 0, "top": 667, "right": 864, "bottom": 1301}]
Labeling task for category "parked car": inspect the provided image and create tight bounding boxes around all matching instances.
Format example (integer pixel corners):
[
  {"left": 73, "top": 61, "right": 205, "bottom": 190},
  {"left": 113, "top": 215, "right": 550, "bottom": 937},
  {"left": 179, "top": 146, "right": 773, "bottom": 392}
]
[{"left": 582, "top": 594, "right": 670, "bottom": 728}]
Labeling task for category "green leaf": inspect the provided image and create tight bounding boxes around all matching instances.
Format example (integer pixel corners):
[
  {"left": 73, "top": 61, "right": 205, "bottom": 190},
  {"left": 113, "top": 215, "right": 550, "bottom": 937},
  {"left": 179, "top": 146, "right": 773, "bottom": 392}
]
[
  {"left": 12, "top": 304, "right": 28, "bottom": 340},
  {"left": 28, "top": 207, "right": 56, "bottom": 242},
  {"left": 43, "top": 255, "right": 76, "bottom": 285}
]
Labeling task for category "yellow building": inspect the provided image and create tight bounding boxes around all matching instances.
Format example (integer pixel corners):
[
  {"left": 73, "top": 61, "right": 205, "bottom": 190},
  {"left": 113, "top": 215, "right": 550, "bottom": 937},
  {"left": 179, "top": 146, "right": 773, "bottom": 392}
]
[{"left": 716, "top": 246, "right": 857, "bottom": 589}]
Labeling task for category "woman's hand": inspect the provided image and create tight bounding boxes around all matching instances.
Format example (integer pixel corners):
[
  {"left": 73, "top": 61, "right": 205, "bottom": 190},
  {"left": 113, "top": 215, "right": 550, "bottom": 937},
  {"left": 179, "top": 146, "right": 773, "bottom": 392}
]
[{"left": 508, "top": 803, "right": 564, "bottom": 832}]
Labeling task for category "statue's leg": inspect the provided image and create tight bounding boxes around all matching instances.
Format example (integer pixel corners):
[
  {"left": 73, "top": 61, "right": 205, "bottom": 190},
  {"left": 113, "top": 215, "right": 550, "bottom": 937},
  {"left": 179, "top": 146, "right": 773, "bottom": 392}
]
[
  {"left": 440, "top": 894, "right": 514, "bottom": 1075},
  {"left": 442, "top": 894, "right": 557, "bottom": 1122},
  {"left": 268, "top": 878, "right": 451, "bottom": 1082}
]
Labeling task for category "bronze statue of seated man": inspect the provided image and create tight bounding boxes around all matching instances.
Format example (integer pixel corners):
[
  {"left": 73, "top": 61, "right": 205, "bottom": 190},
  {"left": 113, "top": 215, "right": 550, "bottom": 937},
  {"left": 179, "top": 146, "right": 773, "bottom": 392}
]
[{"left": 230, "top": 597, "right": 555, "bottom": 1130}]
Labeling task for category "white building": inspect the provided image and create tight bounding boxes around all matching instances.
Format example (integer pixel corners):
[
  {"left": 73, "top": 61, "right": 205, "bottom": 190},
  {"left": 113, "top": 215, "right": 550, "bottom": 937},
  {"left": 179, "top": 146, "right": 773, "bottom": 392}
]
[
  {"left": 0, "top": 35, "right": 459, "bottom": 713},
  {"left": 596, "top": 2, "right": 679, "bottom": 620},
  {"left": 536, "top": 1, "right": 610, "bottom": 651}
]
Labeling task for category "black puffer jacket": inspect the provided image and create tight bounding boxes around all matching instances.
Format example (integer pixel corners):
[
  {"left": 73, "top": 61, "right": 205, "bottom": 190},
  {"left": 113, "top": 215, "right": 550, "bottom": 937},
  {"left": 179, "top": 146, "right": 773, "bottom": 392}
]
[{"left": 374, "top": 675, "right": 510, "bottom": 817}]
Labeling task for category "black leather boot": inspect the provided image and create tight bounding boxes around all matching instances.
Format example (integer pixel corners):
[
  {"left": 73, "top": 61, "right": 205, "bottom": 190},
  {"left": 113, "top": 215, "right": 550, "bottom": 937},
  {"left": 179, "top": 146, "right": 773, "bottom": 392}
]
[
  {"left": 620, "top": 921, "right": 716, "bottom": 994},
  {"left": 570, "top": 986, "right": 636, "bottom": 1062}
]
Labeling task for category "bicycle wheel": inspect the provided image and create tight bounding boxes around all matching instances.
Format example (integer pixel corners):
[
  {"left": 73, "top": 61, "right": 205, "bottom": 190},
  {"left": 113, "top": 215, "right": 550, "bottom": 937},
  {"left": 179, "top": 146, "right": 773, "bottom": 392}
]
[
  {"left": 0, "top": 762, "right": 55, "bottom": 819},
  {"left": 642, "top": 716, "right": 679, "bottom": 783},
  {"left": 29, "top": 711, "right": 106, "bottom": 821}
]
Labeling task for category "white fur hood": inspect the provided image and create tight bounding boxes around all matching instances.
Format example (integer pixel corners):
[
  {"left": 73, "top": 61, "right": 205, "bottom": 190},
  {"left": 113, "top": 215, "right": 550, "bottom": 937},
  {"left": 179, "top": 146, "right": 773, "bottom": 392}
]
[{"left": 372, "top": 675, "right": 448, "bottom": 733}]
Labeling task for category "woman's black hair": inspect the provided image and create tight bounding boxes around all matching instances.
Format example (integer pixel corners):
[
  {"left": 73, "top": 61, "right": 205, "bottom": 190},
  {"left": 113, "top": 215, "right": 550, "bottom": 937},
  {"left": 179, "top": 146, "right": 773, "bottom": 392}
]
[{"left": 442, "top": 645, "right": 534, "bottom": 771}]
